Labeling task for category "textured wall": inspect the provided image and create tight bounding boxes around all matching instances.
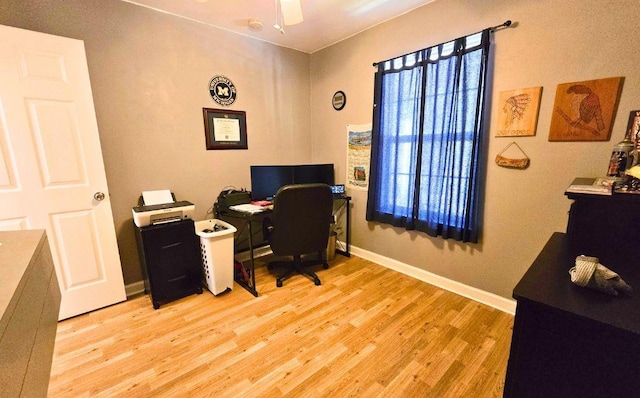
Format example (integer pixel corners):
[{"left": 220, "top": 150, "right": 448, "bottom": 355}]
[
  {"left": 310, "top": 0, "right": 640, "bottom": 298},
  {"left": 1, "top": 0, "right": 312, "bottom": 284},
  {"left": 3, "top": 0, "right": 639, "bottom": 300}
]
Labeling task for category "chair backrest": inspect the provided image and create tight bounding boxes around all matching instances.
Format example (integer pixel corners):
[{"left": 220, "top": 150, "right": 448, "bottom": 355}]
[{"left": 268, "top": 183, "right": 334, "bottom": 256}]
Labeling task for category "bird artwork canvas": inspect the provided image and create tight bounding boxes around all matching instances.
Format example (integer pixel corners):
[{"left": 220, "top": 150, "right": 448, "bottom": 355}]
[
  {"left": 549, "top": 76, "right": 623, "bottom": 141},
  {"left": 496, "top": 87, "right": 542, "bottom": 137}
]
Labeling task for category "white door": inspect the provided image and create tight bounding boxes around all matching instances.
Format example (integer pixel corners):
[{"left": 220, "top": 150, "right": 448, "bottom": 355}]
[{"left": 0, "top": 24, "right": 126, "bottom": 320}]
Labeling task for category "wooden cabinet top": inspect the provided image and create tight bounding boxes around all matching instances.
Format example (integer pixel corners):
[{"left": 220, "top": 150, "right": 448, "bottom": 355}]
[
  {"left": 514, "top": 232, "right": 640, "bottom": 335},
  {"left": 0, "top": 230, "right": 47, "bottom": 320},
  {"left": 565, "top": 190, "right": 640, "bottom": 202}
]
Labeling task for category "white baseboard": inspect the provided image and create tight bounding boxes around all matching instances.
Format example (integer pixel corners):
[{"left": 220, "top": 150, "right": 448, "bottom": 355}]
[
  {"left": 235, "top": 245, "right": 273, "bottom": 262},
  {"left": 349, "top": 245, "right": 516, "bottom": 315},
  {"left": 125, "top": 244, "right": 517, "bottom": 314},
  {"left": 125, "top": 280, "right": 145, "bottom": 298},
  {"left": 124, "top": 247, "right": 274, "bottom": 299}
]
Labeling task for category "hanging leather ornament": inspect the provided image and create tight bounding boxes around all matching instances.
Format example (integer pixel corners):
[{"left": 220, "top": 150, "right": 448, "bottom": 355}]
[{"left": 495, "top": 142, "right": 530, "bottom": 169}]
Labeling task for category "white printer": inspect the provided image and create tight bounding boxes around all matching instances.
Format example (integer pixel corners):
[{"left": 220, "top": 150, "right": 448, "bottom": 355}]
[{"left": 132, "top": 190, "right": 195, "bottom": 227}]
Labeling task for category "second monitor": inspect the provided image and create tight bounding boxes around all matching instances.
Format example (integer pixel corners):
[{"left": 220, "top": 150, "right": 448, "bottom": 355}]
[{"left": 250, "top": 164, "right": 334, "bottom": 200}]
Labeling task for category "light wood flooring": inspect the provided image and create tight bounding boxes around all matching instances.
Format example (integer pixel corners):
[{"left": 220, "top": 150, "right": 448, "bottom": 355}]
[{"left": 48, "top": 255, "right": 514, "bottom": 397}]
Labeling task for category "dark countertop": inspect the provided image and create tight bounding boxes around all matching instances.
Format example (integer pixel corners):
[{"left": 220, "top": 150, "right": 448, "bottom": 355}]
[{"left": 514, "top": 232, "right": 640, "bottom": 335}]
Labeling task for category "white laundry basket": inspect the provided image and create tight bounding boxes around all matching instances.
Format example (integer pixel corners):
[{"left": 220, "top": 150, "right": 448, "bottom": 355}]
[{"left": 195, "top": 219, "right": 237, "bottom": 295}]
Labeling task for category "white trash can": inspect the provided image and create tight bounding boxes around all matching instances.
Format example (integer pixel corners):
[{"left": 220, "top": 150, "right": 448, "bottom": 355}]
[{"left": 195, "top": 219, "right": 237, "bottom": 295}]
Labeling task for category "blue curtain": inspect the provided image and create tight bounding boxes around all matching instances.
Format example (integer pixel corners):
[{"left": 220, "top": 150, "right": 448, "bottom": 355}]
[{"left": 366, "top": 30, "right": 490, "bottom": 243}]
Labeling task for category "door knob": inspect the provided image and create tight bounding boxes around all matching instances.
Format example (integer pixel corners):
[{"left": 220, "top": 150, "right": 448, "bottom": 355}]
[{"left": 94, "top": 192, "right": 106, "bottom": 201}]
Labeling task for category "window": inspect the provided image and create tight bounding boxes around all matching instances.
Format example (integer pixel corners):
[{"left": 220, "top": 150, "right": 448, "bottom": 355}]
[{"left": 366, "top": 30, "right": 491, "bottom": 243}]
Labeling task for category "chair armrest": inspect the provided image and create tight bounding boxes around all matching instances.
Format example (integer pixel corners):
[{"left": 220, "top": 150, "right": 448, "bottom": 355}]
[{"left": 263, "top": 217, "right": 274, "bottom": 238}]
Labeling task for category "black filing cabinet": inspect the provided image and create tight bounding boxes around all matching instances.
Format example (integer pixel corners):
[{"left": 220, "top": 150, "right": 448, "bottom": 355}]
[{"left": 135, "top": 219, "right": 203, "bottom": 309}]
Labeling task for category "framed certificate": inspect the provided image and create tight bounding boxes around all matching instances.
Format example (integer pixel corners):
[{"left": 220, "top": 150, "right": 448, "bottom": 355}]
[{"left": 203, "top": 108, "right": 247, "bottom": 150}]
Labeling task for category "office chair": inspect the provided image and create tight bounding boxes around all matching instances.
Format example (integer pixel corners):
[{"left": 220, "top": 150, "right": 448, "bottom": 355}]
[{"left": 263, "top": 183, "right": 334, "bottom": 287}]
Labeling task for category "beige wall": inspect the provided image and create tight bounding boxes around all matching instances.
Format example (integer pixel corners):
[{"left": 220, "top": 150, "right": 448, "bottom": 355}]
[
  {"left": 1, "top": 0, "right": 312, "bottom": 284},
  {"left": 3, "top": 0, "right": 640, "bottom": 300},
  {"left": 310, "top": 0, "right": 640, "bottom": 298}
]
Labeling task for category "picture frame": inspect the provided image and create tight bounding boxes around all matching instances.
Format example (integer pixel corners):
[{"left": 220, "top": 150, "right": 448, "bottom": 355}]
[
  {"left": 495, "top": 87, "right": 542, "bottom": 137},
  {"left": 548, "top": 76, "right": 623, "bottom": 142},
  {"left": 203, "top": 108, "right": 247, "bottom": 150}
]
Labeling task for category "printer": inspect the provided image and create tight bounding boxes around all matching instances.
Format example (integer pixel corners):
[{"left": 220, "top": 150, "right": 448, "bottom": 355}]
[{"left": 132, "top": 190, "right": 195, "bottom": 227}]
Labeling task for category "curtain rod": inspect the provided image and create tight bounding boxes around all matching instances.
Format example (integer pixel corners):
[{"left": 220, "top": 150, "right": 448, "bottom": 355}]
[{"left": 372, "top": 20, "right": 513, "bottom": 67}]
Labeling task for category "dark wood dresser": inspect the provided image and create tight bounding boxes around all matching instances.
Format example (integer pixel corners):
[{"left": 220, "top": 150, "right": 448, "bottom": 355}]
[
  {"left": 504, "top": 191, "right": 640, "bottom": 397},
  {"left": 565, "top": 190, "right": 640, "bottom": 268}
]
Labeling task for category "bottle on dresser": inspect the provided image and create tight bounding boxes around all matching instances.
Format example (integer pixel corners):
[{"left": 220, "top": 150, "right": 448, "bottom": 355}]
[{"left": 607, "top": 129, "right": 634, "bottom": 177}]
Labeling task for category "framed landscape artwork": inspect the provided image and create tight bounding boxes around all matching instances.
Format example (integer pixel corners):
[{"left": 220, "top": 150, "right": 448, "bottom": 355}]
[
  {"left": 495, "top": 87, "right": 542, "bottom": 137},
  {"left": 548, "top": 76, "right": 623, "bottom": 141}
]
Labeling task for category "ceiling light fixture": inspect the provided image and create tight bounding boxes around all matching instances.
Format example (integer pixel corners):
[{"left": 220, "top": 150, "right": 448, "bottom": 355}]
[
  {"left": 248, "top": 17, "right": 263, "bottom": 31},
  {"left": 280, "top": 0, "right": 303, "bottom": 26},
  {"left": 273, "top": 0, "right": 303, "bottom": 34},
  {"left": 273, "top": 0, "right": 284, "bottom": 34}
]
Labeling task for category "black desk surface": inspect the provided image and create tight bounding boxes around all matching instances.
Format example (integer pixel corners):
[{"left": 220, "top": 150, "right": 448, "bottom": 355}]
[{"left": 514, "top": 232, "right": 640, "bottom": 335}]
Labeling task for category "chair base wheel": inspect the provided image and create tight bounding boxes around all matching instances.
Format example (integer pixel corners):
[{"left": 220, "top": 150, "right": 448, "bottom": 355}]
[{"left": 269, "top": 251, "right": 327, "bottom": 288}]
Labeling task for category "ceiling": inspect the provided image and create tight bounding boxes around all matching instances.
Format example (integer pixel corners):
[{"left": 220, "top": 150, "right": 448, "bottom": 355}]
[{"left": 122, "top": 0, "right": 436, "bottom": 53}]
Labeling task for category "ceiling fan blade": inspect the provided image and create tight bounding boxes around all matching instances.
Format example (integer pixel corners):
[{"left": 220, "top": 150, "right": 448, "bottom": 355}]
[{"left": 280, "top": 0, "right": 303, "bottom": 25}]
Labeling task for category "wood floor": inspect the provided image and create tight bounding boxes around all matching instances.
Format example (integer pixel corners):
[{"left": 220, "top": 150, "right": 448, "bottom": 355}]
[{"left": 48, "top": 255, "right": 514, "bottom": 397}]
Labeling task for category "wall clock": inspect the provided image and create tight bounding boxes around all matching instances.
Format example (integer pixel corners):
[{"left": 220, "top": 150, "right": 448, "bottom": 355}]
[{"left": 332, "top": 90, "right": 346, "bottom": 111}]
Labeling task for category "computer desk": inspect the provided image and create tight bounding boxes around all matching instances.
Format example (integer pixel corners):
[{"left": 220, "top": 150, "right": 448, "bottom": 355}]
[{"left": 215, "top": 195, "right": 351, "bottom": 297}]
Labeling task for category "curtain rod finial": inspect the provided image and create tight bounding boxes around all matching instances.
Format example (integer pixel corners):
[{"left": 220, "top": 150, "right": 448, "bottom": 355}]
[{"left": 491, "top": 20, "right": 515, "bottom": 31}]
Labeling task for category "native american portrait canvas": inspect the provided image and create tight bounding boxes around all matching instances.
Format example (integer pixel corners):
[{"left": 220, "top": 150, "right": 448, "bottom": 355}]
[
  {"left": 495, "top": 87, "right": 542, "bottom": 137},
  {"left": 548, "top": 77, "right": 623, "bottom": 141}
]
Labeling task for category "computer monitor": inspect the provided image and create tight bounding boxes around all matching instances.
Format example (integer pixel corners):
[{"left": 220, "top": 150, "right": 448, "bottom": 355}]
[
  {"left": 250, "top": 163, "right": 335, "bottom": 200},
  {"left": 294, "top": 164, "right": 335, "bottom": 185},
  {"left": 250, "top": 165, "right": 294, "bottom": 200}
]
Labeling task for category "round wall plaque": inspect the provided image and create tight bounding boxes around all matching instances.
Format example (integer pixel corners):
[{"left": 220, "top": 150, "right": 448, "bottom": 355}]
[
  {"left": 209, "top": 75, "right": 237, "bottom": 106},
  {"left": 332, "top": 90, "right": 346, "bottom": 111}
]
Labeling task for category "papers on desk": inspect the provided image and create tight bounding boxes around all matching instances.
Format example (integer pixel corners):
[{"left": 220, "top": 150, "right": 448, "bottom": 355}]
[
  {"left": 142, "top": 189, "right": 174, "bottom": 205},
  {"left": 229, "top": 203, "right": 267, "bottom": 214}
]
